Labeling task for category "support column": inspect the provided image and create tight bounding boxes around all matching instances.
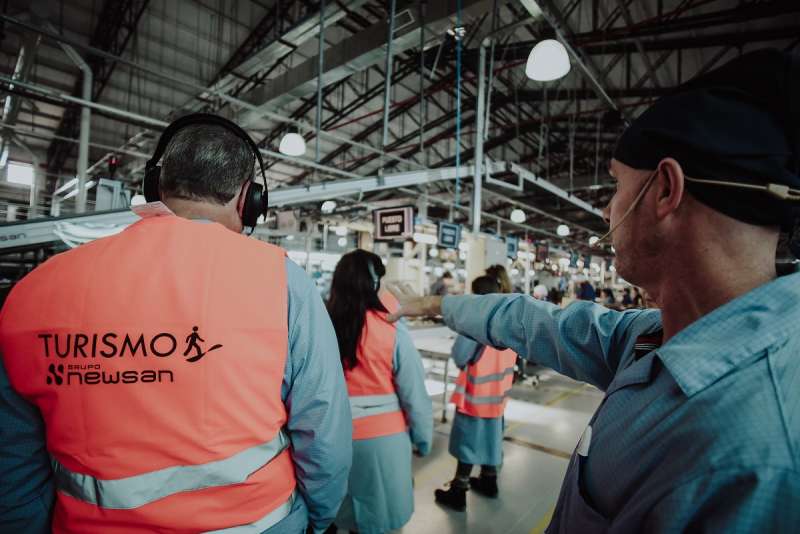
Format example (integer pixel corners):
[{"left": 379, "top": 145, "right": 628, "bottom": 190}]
[{"left": 472, "top": 40, "right": 488, "bottom": 234}]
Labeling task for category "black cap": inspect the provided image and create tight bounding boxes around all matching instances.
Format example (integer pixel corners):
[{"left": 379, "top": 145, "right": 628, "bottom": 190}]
[{"left": 614, "top": 49, "right": 800, "bottom": 232}]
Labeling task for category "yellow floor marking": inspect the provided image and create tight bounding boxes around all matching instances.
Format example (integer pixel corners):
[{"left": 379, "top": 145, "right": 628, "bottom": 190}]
[
  {"left": 544, "top": 384, "right": 586, "bottom": 406},
  {"left": 529, "top": 505, "right": 555, "bottom": 534},
  {"left": 503, "top": 436, "right": 572, "bottom": 459}
]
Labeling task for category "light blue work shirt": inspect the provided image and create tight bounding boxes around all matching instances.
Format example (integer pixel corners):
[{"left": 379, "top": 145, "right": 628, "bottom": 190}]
[
  {"left": 449, "top": 335, "right": 505, "bottom": 466},
  {"left": 335, "top": 321, "right": 433, "bottom": 534},
  {"left": 443, "top": 271, "right": 800, "bottom": 533},
  {"left": 0, "top": 256, "right": 352, "bottom": 534}
]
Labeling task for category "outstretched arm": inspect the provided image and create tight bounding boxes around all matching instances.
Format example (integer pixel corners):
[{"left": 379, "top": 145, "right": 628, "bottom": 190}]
[{"left": 389, "top": 292, "right": 661, "bottom": 391}]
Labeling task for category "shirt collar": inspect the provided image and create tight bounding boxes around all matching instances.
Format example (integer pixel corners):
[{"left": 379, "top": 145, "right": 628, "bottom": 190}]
[{"left": 656, "top": 272, "right": 800, "bottom": 397}]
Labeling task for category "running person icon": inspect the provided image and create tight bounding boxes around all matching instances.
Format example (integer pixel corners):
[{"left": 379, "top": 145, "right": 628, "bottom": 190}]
[{"left": 184, "top": 326, "right": 222, "bottom": 362}]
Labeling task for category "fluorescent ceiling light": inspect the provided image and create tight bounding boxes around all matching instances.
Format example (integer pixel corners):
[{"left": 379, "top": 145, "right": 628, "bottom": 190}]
[
  {"left": 526, "top": 39, "right": 571, "bottom": 82},
  {"left": 279, "top": 133, "right": 307, "bottom": 157},
  {"left": 413, "top": 232, "right": 438, "bottom": 245},
  {"left": 7, "top": 161, "right": 33, "bottom": 187}
]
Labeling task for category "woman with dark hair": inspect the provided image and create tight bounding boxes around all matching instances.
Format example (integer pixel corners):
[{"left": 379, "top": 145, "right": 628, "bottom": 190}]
[
  {"left": 485, "top": 264, "right": 513, "bottom": 294},
  {"left": 602, "top": 288, "right": 617, "bottom": 307},
  {"left": 326, "top": 249, "right": 432, "bottom": 534}
]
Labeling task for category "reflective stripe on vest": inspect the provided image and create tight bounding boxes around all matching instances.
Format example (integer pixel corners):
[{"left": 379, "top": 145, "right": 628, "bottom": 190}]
[
  {"left": 52, "top": 430, "right": 289, "bottom": 510},
  {"left": 204, "top": 491, "right": 295, "bottom": 534},
  {"left": 345, "top": 310, "right": 407, "bottom": 440},
  {"left": 350, "top": 393, "right": 401, "bottom": 419},
  {"left": 451, "top": 347, "right": 516, "bottom": 418},
  {"left": 451, "top": 385, "right": 507, "bottom": 406},
  {"left": 466, "top": 367, "right": 516, "bottom": 385}
]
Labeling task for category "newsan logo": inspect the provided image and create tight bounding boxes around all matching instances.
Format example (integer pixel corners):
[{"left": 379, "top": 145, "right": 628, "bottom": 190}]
[{"left": 47, "top": 363, "right": 174, "bottom": 386}]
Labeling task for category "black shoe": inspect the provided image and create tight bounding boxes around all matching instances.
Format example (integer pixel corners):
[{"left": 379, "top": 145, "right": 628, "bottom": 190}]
[
  {"left": 434, "top": 484, "right": 467, "bottom": 511},
  {"left": 469, "top": 475, "right": 498, "bottom": 497}
]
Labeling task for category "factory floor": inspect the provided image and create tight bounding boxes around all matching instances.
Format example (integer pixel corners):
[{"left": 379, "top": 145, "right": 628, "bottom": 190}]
[{"left": 331, "top": 364, "right": 603, "bottom": 534}]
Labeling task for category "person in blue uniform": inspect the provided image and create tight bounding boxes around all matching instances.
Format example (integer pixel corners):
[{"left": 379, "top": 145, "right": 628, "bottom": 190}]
[
  {"left": 435, "top": 275, "right": 515, "bottom": 511},
  {"left": 0, "top": 122, "right": 351, "bottom": 534},
  {"left": 326, "top": 250, "right": 432, "bottom": 534},
  {"left": 390, "top": 49, "right": 800, "bottom": 532}
]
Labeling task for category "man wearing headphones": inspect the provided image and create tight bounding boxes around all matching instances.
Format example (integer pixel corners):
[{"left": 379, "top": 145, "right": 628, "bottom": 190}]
[
  {"left": 390, "top": 50, "right": 800, "bottom": 531},
  {"left": 0, "top": 114, "right": 352, "bottom": 533}
]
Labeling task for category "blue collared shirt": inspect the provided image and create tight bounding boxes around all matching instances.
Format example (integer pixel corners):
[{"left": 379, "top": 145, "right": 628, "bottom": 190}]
[
  {"left": 443, "top": 272, "right": 800, "bottom": 533},
  {"left": 0, "top": 257, "right": 351, "bottom": 534}
]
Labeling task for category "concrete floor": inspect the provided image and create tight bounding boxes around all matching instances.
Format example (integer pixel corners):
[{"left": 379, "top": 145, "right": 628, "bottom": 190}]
[{"left": 332, "top": 363, "right": 603, "bottom": 534}]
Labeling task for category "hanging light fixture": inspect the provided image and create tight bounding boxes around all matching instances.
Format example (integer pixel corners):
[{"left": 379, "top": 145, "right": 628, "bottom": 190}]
[
  {"left": 429, "top": 248, "right": 439, "bottom": 258},
  {"left": 337, "top": 237, "right": 347, "bottom": 247},
  {"left": 279, "top": 132, "right": 307, "bottom": 156},
  {"left": 526, "top": 39, "right": 571, "bottom": 82},
  {"left": 557, "top": 224, "right": 570, "bottom": 237},
  {"left": 320, "top": 200, "right": 337, "bottom": 214},
  {"left": 510, "top": 208, "right": 526, "bottom": 224},
  {"left": 588, "top": 236, "right": 599, "bottom": 246}
]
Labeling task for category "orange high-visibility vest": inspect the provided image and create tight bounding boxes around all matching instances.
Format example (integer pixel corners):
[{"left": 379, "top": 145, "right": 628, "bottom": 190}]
[
  {"left": 451, "top": 347, "right": 517, "bottom": 418},
  {"left": 0, "top": 215, "right": 296, "bottom": 533},
  {"left": 378, "top": 290, "right": 400, "bottom": 315},
  {"left": 344, "top": 307, "right": 407, "bottom": 440}
]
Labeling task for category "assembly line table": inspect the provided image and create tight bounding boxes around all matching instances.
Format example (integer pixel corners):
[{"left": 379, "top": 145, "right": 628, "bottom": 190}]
[{"left": 408, "top": 325, "right": 457, "bottom": 422}]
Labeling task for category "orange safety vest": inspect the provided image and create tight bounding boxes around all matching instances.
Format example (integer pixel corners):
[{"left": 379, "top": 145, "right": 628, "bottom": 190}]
[
  {"left": 0, "top": 215, "right": 296, "bottom": 533},
  {"left": 451, "top": 347, "right": 517, "bottom": 418},
  {"left": 344, "top": 306, "right": 407, "bottom": 441}
]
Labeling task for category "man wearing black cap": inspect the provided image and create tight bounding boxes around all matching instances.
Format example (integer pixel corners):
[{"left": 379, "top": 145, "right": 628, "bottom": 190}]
[{"left": 388, "top": 49, "right": 800, "bottom": 532}]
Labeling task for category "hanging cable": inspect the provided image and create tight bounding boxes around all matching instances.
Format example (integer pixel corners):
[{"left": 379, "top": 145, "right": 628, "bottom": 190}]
[{"left": 454, "top": 0, "right": 463, "bottom": 210}]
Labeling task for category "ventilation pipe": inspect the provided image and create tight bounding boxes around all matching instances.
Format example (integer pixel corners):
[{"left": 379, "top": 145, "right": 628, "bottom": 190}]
[{"left": 57, "top": 40, "right": 92, "bottom": 214}]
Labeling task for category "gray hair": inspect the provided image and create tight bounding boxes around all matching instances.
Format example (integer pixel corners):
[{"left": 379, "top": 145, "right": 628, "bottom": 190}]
[{"left": 159, "top": 123, "right": 255, "bottom": 204}]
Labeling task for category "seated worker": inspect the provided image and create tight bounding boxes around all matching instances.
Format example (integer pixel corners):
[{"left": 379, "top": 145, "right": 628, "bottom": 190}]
[
  {"left": 435, "top": 275, "right": 517, "bottom": 511},
  {"left": 326, "top": 250, "right": 432, "bottom": 534}
]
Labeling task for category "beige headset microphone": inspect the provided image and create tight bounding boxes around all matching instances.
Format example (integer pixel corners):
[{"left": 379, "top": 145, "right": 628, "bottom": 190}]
[
  {"left": 592, "top": 169, "right": 659, "bottom": 248},
  {"left": 591, "top": 171, "right": 800, "bottom": 249}
]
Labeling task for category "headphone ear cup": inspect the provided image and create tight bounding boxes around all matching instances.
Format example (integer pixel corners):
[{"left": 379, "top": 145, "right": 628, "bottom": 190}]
[
  {"left": 367, "top": 259, "right": 379, "bottom": 291},
  {"left": 240, "top": 181, "right": 264, "bottom": 228},
  {"left": 143, "top": 165, "right": 161, "bottom": 202}
]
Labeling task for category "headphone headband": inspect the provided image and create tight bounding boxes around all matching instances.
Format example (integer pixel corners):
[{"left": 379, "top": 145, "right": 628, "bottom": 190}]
[{"left": 144, "top": 113, "right": 268, "bottom": 229}]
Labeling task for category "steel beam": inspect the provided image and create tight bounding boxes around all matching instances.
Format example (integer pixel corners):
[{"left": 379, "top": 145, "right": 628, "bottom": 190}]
[
  {"left": 45, "top": 0, "right": 150, "bottom": 179},
  {"left": 238, "top": 0, "right": 491, "bottom": 124}
]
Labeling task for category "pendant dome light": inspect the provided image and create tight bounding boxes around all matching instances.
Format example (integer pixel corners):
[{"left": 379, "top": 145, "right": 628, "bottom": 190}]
[
  {"left": 279, "top": 132, "right": 307, "bottom": 157},
  {"left": 526, "top": 39, "right": 571, "bottom": 82},
  {"left": 510, "top": 208, "right": 526, "bottom": 224}
]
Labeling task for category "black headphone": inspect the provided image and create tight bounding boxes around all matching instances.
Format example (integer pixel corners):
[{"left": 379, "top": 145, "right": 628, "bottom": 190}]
[
  {"left": 143, "top": 113, "right": 268, "bottom": 229},
  {"left": 366, "top": 258, "right": 380, "bottom": 291}
]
